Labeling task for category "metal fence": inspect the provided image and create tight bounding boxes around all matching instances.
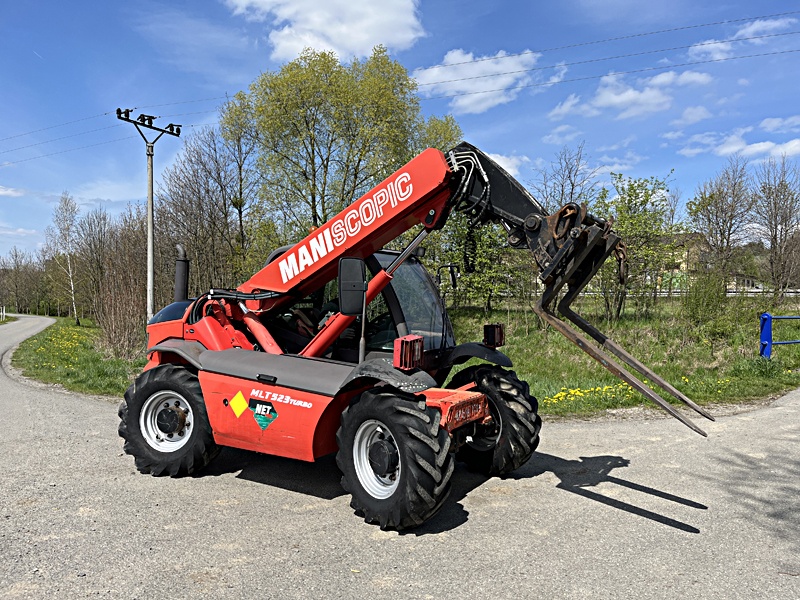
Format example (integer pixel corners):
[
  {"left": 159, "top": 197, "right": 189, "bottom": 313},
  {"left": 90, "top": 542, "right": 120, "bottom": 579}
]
[{"left": 759, "top": 312, "right": 800, "bottom": 359}]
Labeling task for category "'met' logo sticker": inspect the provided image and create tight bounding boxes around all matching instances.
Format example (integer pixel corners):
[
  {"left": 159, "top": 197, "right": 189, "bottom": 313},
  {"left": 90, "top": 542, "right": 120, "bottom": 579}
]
[{"left": 248, "top": 399, "right": 277, "bottom": 430}]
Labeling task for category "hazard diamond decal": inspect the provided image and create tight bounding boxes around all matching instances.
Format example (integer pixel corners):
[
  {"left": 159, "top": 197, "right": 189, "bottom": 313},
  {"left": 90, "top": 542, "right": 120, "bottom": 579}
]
[{"left": 229, "top": 391, "right": 248, "bottom": 418}]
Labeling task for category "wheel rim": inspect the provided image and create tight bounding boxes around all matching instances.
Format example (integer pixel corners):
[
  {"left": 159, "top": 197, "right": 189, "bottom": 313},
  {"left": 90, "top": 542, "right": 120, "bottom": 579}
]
[
  {"left": 468, "top": 398, "right": 502, "bottom": 451},
  {"left": 139, "top": 390, "right": 193, "bottom": 453},
  {"left": 353, "top": 419, "right": 401, "bottom": 499}
]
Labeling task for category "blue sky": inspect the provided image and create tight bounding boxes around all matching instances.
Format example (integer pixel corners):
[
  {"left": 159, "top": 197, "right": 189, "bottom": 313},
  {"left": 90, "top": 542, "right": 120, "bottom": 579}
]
[{"left": 2, "top": 0, "right": 800, "bottom": 256}]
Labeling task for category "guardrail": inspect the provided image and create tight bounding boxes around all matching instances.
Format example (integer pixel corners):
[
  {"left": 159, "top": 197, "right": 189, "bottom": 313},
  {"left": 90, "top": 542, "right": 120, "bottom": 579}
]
[{"left": 759, "top": 312, "right": 800, "bottom": 359}]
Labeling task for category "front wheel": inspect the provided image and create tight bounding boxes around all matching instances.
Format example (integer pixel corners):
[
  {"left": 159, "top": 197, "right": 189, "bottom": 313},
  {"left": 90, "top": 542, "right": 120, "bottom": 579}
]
[
  {"left": 449, "top": 365, "right": 541, "bottom": 476},
  {"left": 336, "top": 390, "right": 454, "bottom": 530},
  {"left": 118, "top": 365, "right": 220, "bottom": 477}
]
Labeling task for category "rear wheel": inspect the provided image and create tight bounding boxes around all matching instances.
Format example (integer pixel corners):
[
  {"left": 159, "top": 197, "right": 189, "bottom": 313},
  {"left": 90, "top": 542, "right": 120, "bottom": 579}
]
[
  {"left": 449, "top": 365, "right": 541, "bottom": 476},
  {"left": 118, "top": 365, "right": 220, "bottom": 477},
  {"left": 336, "top": 390, "right": 454, "bottom": 530}
]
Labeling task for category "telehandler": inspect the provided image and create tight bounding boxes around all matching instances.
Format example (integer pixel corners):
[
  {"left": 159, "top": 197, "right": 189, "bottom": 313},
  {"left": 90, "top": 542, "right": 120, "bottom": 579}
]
[{"left": 119, "top": 142, "right": 713, "bottom": 529}]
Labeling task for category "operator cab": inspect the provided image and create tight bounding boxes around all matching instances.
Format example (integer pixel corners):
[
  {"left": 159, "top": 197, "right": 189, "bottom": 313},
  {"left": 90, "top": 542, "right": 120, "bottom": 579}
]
[{"left": 264, "top": 249, "right": 455, "bottom": 362}]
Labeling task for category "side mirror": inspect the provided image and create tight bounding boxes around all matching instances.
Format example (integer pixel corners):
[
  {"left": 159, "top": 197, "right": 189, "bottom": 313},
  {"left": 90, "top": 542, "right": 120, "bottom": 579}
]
[
  {"left": 437, "top": 264, "right": 460, "bottom": 291},
  {"left": 448, "top": 264, "right": 459, "bottom": 290},
  {"left": 338, "top": 257, "right": 367, "bottom": 317}
]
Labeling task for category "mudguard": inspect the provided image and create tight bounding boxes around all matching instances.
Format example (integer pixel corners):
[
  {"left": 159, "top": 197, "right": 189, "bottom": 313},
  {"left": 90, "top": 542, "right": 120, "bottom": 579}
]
[
  {"left": 147, "top": 339, "right": 206, "bottom": 370},
  {"left": 339, "top": 358, "right": 437, "bottom": 394},
  {"left": 438, "top": 342, "right": 512, "bottom": 369}
]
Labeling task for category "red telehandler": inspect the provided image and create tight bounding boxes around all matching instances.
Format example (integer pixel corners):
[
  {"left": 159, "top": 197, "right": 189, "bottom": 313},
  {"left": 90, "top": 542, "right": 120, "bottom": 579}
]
[{"left": 119, "top": 142, "right": 713, "bottom": 529}]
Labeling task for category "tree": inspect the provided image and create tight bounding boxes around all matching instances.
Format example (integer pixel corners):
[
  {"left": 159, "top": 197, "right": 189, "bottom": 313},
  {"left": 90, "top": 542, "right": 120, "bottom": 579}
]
[
  {"left": 156, "top": 125, "right": 262, "bottom": 297},
  {"left": 751, "top": 155, "right": 800, "bottom": 298},
  {"left": 76, "top": 207, "right": 113, "bottom": 317},
  {"left": 2, "top": 247, "right": 41, "bottom": 313},
  {"left": 687, "top": 155, "right": 753, "bottom": 274},
  {"left": 221, "top": 46, "right": 461, "bottom": 239},
  {"left": 593, "top": 173, "right": 680, "bottom": 321},
  {"left": 431, "top": 212, "right": 508, "bottom": 311},
  {"left": 44, "top": 191, "right": 81, "bottom": 325},
  {"left": 531, "top": 143, "right": 601, "bottom": 213},
  {"left": 93, "top": 205, "right": 148, "bottom": 359}
]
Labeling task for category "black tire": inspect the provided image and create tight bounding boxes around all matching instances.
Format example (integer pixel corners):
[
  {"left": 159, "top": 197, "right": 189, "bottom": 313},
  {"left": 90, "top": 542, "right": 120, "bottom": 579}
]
[
  {"left": 336, "top": 390, "right": 454, "bottom": 530},
  {"left": 118, "top": 365, "right": 220, "bottom": 477},
  {"left": 449, "top": 365, "right": 541, "bottom": 476}
]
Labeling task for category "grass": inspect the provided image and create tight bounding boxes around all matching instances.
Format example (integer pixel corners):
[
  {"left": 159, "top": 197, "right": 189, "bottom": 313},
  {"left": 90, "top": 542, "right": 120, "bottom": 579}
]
[
  {"left": 12, "top": 318, "right": 146, "bottom": 396},
  {"left": 448, "top": 296, "right": 800, "bottom": 417},
  {"left": 1, "top": 315, "right": 18, "bottom": 325},
  {"left": 9, "top": 297, "right": 800, "bottom": 419}
]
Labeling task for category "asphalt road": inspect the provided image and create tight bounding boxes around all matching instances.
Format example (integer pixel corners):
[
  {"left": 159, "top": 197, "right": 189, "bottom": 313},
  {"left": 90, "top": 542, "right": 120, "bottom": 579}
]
[{"left": 1, "top": 315, "right": 798, "bottom": 599}]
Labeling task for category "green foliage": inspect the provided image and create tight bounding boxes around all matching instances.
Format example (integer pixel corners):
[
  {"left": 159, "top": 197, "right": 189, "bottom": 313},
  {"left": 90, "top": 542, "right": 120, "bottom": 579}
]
[
  {"left": 686, "top": 155, "right": 752, "bottom": 274},
  {"left": 221, "top": 46, "right": 461, "bottom": 240},
  {"left": 592, "top": 172, "right": 681, "bottom": 321},
  {"left": 12, "top": 319, "right": 146, "bottom": 396},
  {"left": 682, "top": 272, "right": 726, "bottom": 323},
  {"left": 449, "top": 298, "right": 800, "bottom": 417},
  {"left": 427, "top": 213, "right": 509, "bottom": 311}
]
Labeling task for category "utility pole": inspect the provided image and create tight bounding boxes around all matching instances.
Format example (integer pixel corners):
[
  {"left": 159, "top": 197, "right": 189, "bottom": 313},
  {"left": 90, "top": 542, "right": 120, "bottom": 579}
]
[{"left": 116, "top": 108, "right": 181, "bottom": 321}]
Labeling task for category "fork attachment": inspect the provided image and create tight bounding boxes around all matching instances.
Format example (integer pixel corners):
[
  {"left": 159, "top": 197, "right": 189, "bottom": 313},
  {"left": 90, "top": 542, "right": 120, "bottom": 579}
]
[
  {"left": 447, "top": 142, "right": 714, "bottom": 436},
  {"left": 528, "top": 205, "right": 714, "bottom": 436}
]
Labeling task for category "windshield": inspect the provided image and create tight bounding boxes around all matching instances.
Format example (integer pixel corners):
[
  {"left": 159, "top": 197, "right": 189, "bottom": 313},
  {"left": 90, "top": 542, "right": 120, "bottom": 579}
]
[{"left": 376, "top": 253, "right": 456, "bottom": 351}]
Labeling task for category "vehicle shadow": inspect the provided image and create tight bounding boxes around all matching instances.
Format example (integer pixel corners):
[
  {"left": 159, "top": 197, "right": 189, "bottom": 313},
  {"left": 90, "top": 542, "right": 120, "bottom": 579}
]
[
  {"left": 198, "top": 447, "right": 347, "bottom": 501},
  {"left": 199, "top": 448, "right": 706, "bottom": 535},
  {"left": 411, "top": 452, "right": 706, "bottom": 536}
]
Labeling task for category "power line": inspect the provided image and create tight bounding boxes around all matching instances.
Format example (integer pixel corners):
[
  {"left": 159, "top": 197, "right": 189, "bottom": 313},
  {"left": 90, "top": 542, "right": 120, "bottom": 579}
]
[
  {"left": 4, "top": 48, "right": 799, "bottom": 166},
  {"left": 0, "top": 95, "right": 227, "bottom": 144},
  {"left": 0, "top": 124, "right": 124, "bottom": 155},
  {"left": 5, "top": 11, "right": 797, "bottom": 145},
  {"left": 422, "top": 48, "right": 800, "bottom": 101},
  {"left": 413, "top": 9, "right": 800, "bottom": 72},
  {"left": 137, "top": 95, "right": 229, "bottom": 109},
  {"left": 3, "top": 12, "right": 797, "bottom": 148},
  {"left": 0, "top": 123, "right": 220, "bottom": 166},
  {"left": 4, "top": 14, "right": 800, "bottom": 163},
  {"left": 0, "top": 112, "right": 116, "bottom": 143},
  {"left": 417, "top": 31, "right": 800, "bottom": 87},
  {"left": 0, "top": 135, "right": 138, "bottom": 167}
]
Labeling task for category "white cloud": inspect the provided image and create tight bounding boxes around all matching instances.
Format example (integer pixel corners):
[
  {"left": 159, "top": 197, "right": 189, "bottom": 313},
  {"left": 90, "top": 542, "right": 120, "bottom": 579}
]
[
  {"left": 414, "top": 49, "right": 541, "bottom": 114},
  {"left": 733, "top": 17, "right": 797, "bottom": 41},
  {"left": 597, "top": 135, "right": 636, "bottom": 152},
  {"left": 772, "top": 139, "right": 800, "bottom": 156},
  {"left": 688, "top": 39, "right": 734, "bottom": 61},
  {"left": 549, "top": 69, "right": 711, "bottom": 121},
  {"left": 548, "top": 94, "right": 599, "bottom": 120},
  {"left": 73, "top": 178, "right": 142, "bottom": 204},
  {"left": 487, "top": 153, "right": 530, "bottom": 177},
  {"left": 0, "top": 185, "right": 24, "bottom": 197},
  {"left": 672, "top": 106, "right": 712, "bottom": 126},
  {"left": 688, "top": 17, "right": 796, "bottom": 61},
  {"left": 675, "top": 126, "right": 800, "bottom": 158},
  {"left": 592, "top": 74, "right": 672, "bottom": 119},
  {"left": 0, "top": 223, "right": 37, "bottom": 237},
  {"left": 760, "top": 115, "right": 800, "bottom": 133},
  {"left": 542, "top": 63, "right": 568, "bottom": 89},
  {"left": 676, "top": 131, "right": 723, "bottom": 157},
  {"left": 596, "top": 150, "right": 646, "bottom": 174},
  {"left": 542, "top": 125, "right": 581, "bottom": 145},
  {"left": 226, "top": 0, "right": 424, "bottom": 61},
  {"left": 647, "top": 70, "right": 712, "bottom": 87},
  {"left": 677, "top": 146, "right": 707, "bottom": 158},
  {"left": 661, "top": 130, "right": 684, "bottom": 141}
]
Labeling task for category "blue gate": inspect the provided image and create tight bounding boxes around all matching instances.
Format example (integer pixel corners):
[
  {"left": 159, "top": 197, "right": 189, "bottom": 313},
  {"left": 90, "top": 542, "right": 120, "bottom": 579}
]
[{"left": 759, "top": 312, "right": 800, "bottom": 358}]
